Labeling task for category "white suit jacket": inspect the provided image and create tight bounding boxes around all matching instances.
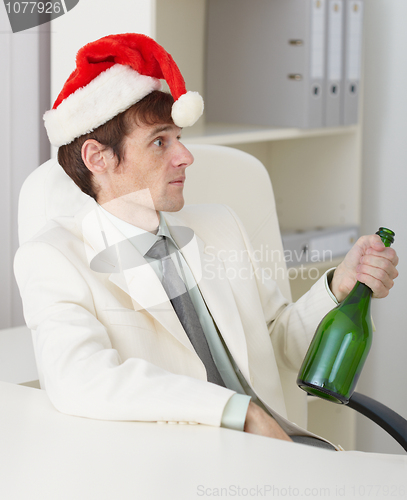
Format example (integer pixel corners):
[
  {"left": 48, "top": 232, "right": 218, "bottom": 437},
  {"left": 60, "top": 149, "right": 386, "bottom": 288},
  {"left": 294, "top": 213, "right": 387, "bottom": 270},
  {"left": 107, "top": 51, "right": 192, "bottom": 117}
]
[{"left": 14, "top": 197, "right": 337, "bottom": 437}]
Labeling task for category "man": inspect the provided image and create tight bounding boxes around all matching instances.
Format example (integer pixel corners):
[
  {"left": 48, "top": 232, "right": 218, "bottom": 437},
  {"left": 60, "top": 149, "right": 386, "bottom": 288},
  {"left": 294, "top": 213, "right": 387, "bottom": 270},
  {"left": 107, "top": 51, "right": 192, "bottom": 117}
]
[{"left": 14, "top": 34, "right": 398, "bottom": 447}]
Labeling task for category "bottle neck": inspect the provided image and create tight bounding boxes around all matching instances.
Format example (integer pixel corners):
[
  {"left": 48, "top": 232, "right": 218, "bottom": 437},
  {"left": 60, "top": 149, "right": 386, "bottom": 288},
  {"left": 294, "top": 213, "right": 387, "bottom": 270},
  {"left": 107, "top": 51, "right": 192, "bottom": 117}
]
[{"left": 342, "top": 280, "right": 372, "bottom": 317}]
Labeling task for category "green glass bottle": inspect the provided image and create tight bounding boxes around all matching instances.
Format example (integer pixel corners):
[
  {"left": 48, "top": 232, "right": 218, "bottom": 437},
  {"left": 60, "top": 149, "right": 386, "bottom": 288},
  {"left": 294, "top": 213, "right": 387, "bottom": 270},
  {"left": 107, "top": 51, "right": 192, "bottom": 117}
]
[{"left": 297, "top": 227, "right": 395, "bottom": 404}]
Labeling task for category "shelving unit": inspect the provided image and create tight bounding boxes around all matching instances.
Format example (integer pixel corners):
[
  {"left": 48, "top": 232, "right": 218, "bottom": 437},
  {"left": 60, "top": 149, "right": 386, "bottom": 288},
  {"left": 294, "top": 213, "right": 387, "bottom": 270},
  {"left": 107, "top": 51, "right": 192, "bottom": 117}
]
[
  {"left": 182, "top": 121, "right": 361, "bottom": 232},
  {"left": 182, "top": 122, "right": 358, "bottom": 145},
  {"left": 154, "top": 0, "right": 362, "bottom": 234}
]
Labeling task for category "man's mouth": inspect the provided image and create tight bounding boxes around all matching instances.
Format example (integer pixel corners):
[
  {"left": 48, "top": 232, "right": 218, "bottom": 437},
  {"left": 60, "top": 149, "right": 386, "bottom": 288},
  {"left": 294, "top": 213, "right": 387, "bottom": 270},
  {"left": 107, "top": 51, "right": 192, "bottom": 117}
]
[{"left": 169, "top": 177, "right": 185, "bottom": 186}]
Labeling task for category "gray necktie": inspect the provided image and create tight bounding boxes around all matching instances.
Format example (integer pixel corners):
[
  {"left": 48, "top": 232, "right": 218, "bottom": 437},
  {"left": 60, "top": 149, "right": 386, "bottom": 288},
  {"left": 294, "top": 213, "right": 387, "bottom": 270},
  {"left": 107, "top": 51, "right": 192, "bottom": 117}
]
[{"left": 146, "top": 237, "right": 225, "bottom": 387}]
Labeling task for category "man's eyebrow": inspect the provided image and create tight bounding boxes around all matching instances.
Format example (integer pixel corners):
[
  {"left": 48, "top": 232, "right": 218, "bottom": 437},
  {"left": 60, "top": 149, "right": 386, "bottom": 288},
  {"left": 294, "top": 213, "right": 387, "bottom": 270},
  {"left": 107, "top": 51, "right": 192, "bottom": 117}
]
[{"left": 147, "top": 125, "right": 178, "bottom": 139}]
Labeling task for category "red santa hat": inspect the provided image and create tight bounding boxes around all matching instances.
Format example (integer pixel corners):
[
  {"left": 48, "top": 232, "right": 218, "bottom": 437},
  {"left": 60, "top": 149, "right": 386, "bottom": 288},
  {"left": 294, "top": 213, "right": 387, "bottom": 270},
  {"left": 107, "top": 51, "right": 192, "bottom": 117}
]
[{"left": 44, "top": 33, "right": 204, "bottom": 147}]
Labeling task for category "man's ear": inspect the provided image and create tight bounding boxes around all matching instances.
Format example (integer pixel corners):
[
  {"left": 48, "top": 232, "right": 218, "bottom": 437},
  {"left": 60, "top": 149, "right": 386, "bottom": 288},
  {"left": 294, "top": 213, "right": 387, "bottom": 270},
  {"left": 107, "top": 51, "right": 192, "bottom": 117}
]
[{"left": 81, "top": 140, "right": 115, "bottom": 175}]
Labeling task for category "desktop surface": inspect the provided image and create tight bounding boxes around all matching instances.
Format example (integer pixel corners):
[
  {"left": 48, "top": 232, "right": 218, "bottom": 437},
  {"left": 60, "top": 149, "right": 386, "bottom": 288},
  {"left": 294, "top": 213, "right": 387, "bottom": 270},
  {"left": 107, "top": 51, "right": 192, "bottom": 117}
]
[{"left": 1, "top": 382, "right": 406, "bottom": 500}]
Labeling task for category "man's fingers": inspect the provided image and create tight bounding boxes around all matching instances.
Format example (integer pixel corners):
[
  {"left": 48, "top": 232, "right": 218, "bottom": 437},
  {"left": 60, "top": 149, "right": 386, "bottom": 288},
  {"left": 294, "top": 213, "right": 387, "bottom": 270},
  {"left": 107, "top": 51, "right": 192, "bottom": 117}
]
[
  {"left": 357, "top": 273, "right": 392, "bottom": 298},
  {"left": 331, "top": 233, "right": 399, "bottom": 303},
  {"left": 357, "top": 268, "right": 394, "bottom": 293},
  {"left": 357, "top": 234, "right": 384, "bottom": 252},
  {"left": 244, "top": 402, "right": 292, "bottom": 441},
  {"left": 364, "top": 246, "right": 399, "bottom": 265},
  {"left": 359, "top": 254, "right": 399, "bottom": 281}
]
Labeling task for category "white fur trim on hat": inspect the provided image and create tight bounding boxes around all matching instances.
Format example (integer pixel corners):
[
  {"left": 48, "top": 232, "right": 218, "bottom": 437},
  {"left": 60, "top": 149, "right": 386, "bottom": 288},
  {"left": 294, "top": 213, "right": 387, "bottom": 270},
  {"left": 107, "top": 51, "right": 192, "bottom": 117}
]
[
  {"left": 44, "top": 64, "right": 162, "bottom": 147},
  {"left": 171, "top": 91, "right": 204, "bottom": 128}
]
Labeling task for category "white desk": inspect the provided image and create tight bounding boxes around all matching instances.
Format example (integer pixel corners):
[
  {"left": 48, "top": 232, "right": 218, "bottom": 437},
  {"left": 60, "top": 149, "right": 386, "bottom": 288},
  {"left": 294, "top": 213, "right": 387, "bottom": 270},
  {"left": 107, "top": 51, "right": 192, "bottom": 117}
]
[{"left": 1, "top": 382, "right": 406, "bottom": 500}]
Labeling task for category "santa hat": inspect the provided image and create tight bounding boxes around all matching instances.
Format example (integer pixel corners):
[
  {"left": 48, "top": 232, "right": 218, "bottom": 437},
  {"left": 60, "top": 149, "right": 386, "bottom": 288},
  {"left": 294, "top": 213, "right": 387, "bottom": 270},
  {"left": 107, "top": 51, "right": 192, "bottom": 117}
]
[{"left": 44, "top": 33, "right": 204, "bottom": 147}]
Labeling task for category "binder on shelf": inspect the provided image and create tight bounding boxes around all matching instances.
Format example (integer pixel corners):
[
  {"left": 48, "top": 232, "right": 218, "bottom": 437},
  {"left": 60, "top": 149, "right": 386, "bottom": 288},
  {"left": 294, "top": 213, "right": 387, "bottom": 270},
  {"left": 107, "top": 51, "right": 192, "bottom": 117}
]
[
  {"left": 206, "top": 0, "right": 327, "bottom": 129},
  {"left": 324, "top": 0, "right": 344, "bottom": 127},
  {"left": 281, "top": 226, "right": 359, "bottom": 268},
  {"left": 341, "top": 0, "right": 364, "bottom": 125}
]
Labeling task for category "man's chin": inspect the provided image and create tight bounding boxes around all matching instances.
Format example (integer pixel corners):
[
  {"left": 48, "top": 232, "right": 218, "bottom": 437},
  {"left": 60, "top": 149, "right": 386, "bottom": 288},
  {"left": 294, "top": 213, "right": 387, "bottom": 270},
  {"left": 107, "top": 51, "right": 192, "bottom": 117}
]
[{"left": 161, "top": 198, "right": 185, "bottom": 213}]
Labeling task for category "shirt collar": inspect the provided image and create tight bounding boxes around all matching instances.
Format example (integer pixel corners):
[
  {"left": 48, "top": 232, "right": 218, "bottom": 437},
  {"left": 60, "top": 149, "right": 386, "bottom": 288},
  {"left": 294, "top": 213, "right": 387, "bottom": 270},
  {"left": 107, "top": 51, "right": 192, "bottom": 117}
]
[{"left": 98, "top": 204, "right": 177, "bottom": 257}]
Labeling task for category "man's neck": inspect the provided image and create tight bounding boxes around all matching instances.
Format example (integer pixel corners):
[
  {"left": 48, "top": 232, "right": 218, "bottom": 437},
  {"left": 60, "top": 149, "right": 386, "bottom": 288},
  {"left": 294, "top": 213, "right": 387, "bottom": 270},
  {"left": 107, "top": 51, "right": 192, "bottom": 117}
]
[{"left": 97, "top": 189, "right": 160, "bottom": 233}]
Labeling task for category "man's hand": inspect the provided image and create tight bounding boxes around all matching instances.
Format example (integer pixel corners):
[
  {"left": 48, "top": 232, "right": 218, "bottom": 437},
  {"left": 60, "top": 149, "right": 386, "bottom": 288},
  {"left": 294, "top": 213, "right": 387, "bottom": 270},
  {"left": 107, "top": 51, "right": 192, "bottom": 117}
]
[
  {"left": 244, "top": 401, "right": 292, "bottom": 441},
  {"left": 330, "top": 234, "right": 399, "bottom": 303}
]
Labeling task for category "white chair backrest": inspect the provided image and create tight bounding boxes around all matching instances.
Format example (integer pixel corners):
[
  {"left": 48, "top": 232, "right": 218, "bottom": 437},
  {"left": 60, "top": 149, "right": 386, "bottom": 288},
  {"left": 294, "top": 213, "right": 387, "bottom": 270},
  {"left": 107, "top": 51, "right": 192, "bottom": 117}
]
[
  {"left": 183, "top": 145, "right": 306, "bottom": 427},
  {"left": 18, "top": 158, "right": 89, "bottom": 245},
  {"left": 184, "top": 144, "right": 291, "bottom": 302},
  {"left": 18, "top": 146, "right": 291, "bottom": 300},
  {"left": 17, "top": 144, "right": 307, "bottom": 426}
]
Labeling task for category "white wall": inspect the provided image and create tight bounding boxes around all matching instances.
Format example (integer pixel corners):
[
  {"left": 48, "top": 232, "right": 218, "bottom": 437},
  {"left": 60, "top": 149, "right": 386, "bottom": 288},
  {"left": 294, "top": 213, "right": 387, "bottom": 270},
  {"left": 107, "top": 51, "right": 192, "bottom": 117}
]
[
  {"left": 0, "top": 12, "right": 50, "bottom": 328},
  {"left": 49, "top": 0, "right": 155, "bottom": 158},
  {"left": 358, "top": 0, "right": 407, "bottom": 454},
  {"left": 1, "top": 1, "right": 155, "bottom": 327},
  {"left": 50, "top": 0, "right": 155, "bottom": 103}
]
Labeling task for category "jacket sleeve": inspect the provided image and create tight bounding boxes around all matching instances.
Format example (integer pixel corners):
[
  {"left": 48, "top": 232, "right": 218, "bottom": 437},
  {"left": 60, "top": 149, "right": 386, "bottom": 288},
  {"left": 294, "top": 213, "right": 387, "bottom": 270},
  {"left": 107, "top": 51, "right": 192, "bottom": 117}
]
[
  {"left": 14, "top": 240, "right": 235, "bottom": 425},
  {"left": 223, "top": 205, "right": 338, "bottom": 372}
]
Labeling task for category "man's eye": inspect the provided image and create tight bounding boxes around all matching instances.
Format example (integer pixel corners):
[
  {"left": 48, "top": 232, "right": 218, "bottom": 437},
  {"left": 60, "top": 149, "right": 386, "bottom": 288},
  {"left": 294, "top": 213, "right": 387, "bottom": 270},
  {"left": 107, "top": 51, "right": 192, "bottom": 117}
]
[{"left": 153, "top": 138, "right": 163, "bottom": 147}]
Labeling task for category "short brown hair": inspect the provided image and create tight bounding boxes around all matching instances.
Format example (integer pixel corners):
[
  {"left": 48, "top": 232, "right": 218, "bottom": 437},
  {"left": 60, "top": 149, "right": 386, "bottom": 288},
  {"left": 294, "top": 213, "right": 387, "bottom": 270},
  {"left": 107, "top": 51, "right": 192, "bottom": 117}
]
[{"left": 57, "top": 90, "right": 174, "bottom": 200}]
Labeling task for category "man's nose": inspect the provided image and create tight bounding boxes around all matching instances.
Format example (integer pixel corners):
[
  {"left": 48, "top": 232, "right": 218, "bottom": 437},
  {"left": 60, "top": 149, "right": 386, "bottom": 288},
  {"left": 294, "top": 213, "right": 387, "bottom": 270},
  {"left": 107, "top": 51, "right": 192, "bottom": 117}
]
[{"left": 173, "top": 142, "right": 194, "bottom": 168}]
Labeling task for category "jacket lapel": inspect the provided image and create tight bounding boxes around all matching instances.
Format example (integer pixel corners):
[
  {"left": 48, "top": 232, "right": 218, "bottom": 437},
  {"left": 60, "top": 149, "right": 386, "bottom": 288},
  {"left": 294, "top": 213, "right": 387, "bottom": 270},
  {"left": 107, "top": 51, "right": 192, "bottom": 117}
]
[
  {"left": 74, "top": 204, "right": 250, "bottom": 378},
  {"left": 74, "top": 201, "right": 196, "bottom": 353},
  {"left": 164, "top": 213, "right": 251, "bottom": 382}
]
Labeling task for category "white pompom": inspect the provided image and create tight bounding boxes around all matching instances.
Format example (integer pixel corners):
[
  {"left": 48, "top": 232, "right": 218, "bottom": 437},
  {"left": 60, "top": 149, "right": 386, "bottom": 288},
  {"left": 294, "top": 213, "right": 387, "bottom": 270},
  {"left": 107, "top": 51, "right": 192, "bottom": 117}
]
[{"left": 171, "top": 91, "right": 204, "bottom": 128}]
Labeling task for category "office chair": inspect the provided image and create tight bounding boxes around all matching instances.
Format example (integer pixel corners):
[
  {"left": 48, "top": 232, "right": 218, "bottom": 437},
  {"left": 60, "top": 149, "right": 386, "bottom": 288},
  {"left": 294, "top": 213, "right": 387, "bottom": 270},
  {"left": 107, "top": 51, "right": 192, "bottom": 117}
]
[
  {"left": 16, "top": 144, "right": 407, "bottom": 452},
  {"left": 183, "top": 144, "right": 407, "bottom": 453}
]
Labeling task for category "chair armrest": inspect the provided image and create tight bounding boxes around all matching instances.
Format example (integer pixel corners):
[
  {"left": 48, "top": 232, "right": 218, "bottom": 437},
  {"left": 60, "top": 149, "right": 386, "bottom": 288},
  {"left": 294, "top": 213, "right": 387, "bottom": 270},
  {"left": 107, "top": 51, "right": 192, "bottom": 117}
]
[{"left": 347, "top": 392, "right": 407, "bottom": 452}]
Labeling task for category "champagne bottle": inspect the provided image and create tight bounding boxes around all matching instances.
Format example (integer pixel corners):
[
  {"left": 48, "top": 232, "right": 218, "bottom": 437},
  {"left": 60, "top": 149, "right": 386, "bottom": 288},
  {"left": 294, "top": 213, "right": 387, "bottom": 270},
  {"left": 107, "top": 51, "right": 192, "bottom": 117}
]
[{"left": 297, "top": 227, "right": 395, "bottom": 404}]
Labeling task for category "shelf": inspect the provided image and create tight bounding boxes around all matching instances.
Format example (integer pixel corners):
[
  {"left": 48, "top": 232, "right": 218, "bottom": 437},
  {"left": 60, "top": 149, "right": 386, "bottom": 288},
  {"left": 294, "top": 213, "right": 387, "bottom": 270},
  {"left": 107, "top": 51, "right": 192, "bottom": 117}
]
[
  {"left": 288, "top": 257, "right": 343, "bottom": 303},
  {"left": 182, "top": 122, "right": 359, "bottom": 146},
  {"left": 287, "top": 257, "right": 344, "bottom": 272}
]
